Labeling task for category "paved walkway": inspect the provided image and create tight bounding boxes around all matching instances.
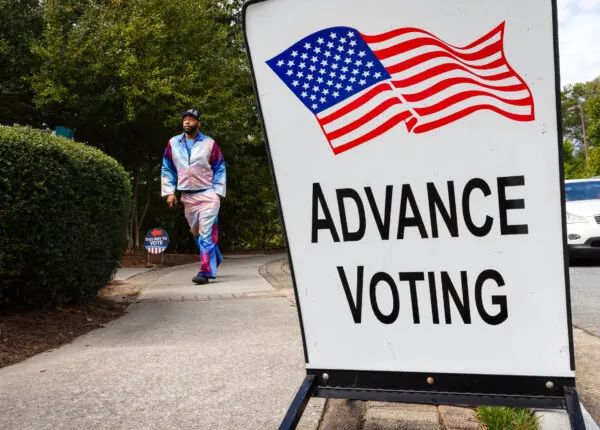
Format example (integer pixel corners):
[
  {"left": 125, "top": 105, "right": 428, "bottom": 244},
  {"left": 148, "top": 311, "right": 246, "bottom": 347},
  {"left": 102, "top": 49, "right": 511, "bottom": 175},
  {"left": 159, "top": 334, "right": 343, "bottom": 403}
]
[
  {"left": 112, "top": 267, "right": 154, "bottom": 281},
  {"left": 0, "top": 254, "right": 322, "bottom": 430}
]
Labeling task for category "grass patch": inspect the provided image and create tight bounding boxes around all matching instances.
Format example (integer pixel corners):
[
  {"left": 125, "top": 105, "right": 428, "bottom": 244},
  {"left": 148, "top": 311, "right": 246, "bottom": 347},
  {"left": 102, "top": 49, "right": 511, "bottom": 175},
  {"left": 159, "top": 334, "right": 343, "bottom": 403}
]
[{"left": 476, "top": 406, "right": 538, "bottom": 430}]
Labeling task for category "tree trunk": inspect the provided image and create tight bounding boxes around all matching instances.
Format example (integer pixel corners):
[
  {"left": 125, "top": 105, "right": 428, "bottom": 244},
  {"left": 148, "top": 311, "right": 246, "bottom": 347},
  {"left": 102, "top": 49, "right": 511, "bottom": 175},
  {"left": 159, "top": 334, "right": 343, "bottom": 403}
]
[
  {"left": 137, "top": 181, "right": 151, "bottom": 246},
  {"left": 129, "top": 166, "right": 139, "bottom": 250},
  {"left": 125, "top": 225, "right": 134, "bottom": 255},
  {"left": 134, "top": 204, "right": 139, "bottom": 249}
]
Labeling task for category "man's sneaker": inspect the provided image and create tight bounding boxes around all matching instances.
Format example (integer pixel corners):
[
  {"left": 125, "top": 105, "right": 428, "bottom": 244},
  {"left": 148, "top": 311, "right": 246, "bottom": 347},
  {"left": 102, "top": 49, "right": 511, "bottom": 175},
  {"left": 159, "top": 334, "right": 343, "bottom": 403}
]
[{"left": 192, "top": 275, "right": 209, "bottom": 285}]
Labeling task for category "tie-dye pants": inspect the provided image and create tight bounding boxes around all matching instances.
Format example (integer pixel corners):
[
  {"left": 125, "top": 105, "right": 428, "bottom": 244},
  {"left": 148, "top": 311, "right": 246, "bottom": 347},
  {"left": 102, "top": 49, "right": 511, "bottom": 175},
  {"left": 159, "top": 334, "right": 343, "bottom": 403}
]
[{"left": 181, "top": 190, "right": 223, "bottom": 278}]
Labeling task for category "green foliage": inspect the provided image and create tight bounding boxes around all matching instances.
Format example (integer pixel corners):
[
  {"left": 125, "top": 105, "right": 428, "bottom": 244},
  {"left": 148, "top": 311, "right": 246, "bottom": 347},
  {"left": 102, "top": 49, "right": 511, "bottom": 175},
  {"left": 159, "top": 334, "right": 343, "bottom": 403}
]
[
  {"left": 563, "top": 139, "right": 586, "bottom": 179},
  {"left": 476, "top": 406, "right": 538, "bottom": 430},
  {"left": 0, "top": 0, "right": 43, "bottom": 125},
  {"left": 29, "top": 0, "right": 281, "bottom": 252},
  {"left": 560, "top": 77, "right": 600, "bottom": 180},
  {"left": 1, "top": 0, "right": 597, "bottom": 255},
  {"left": 0, "top": 126, "right": 131, "bottom": 307},
  {"left": 587, "top": 95, "right": 600, "bottom": 149},
  {"left": 219, "top": 155, "right": 285, "bottom": 251},
  {"left": 561, "top": 78, "right": 600, "bottom": 168}
]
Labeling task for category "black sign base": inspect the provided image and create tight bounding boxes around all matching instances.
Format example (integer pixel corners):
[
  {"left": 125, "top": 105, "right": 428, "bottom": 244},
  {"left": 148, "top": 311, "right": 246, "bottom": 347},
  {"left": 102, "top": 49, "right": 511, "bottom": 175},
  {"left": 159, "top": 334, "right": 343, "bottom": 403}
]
[
  {"left": 279, "top": 375, "right": 318, "bottom": 430},
  {"left": 279, "top": 372, "right": 588, "bottom": 430},
  {"left": 565, "top": 386, "right": 587, "bottom": 430}
]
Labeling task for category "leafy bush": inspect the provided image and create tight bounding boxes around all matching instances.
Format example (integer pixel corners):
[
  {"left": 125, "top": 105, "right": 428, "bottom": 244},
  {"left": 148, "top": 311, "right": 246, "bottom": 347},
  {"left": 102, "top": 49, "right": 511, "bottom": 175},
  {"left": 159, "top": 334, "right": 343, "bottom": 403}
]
[{"left": 0, "top": 126, "right": 131, "bottom": 307}]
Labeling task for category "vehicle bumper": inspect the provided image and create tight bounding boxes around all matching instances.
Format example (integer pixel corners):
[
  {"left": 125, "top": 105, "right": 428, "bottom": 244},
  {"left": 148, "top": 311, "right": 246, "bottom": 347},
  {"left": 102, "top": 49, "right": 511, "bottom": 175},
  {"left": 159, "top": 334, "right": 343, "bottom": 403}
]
[
  {"left": 566, "top": 220, "right": 600, "bottom": 258},
  {"left": 568, "top": 239, "right": 600, "bottom": 257}
]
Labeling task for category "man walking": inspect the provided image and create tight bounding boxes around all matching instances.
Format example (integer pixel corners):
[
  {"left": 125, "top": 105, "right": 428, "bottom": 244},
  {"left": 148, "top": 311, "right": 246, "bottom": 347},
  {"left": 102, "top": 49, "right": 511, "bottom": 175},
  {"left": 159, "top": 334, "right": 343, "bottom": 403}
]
[{"left": 161, "top": 108, "right": 226, "bottom": 285}]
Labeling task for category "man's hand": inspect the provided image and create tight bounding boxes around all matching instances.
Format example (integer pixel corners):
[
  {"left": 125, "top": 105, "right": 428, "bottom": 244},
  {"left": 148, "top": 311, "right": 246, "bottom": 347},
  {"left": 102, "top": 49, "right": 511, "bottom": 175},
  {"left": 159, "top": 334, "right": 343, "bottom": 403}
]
[{"left": 167, "top": 194, "right": 178, "bottom": 208}]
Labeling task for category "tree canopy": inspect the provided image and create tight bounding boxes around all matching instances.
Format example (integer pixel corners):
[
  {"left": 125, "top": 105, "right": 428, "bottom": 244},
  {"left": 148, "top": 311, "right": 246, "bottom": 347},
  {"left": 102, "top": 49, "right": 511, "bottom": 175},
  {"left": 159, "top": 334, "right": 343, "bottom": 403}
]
[
  {"left": 22, "top": 0, "right": 281, "bottom": 252},
  {"left": 1, "top": 0, "right": 600, "bottom": 251},
  {"left": 561, "top": 77, "right": 600, "bottom": 178},
  {"left": 0, "top": 0, "right": 43, "bottom": 126}
]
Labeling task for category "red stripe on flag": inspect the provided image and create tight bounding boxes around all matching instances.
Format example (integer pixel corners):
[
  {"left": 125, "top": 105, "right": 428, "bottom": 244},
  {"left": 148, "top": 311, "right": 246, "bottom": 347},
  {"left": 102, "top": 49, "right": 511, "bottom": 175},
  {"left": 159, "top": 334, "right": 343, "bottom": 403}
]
[
  {"left": 319, "top": 83, "right": 391, "bottom": 125},
  {"left": 414, "top": 90, "right": 532, "bottom": 117},
  {"left": 413, "top": 102, "right": 534, "bottom": 134},
  {"left": 501, "top": 36, "right": 536, "bottom": 121},
  {"left": 385, "top": 51, "right": 506, "bottom": 76},
  {"left": 331, "top": 110, "right": 412, "bottom": 155},
  {"left": 375, "top": 38, "right": 503, "bottom": 62},
  {"left": 325, "top": 98, "right": 405, "bottom": 140},
  {"left": 402, "top": 77, "right": 526, "bottom": 103},
  {"left": 391, "top": 63, "right": 514, "bottom": 88},
  {"left": 361, "top": 23, "right": 503, "bottom": 51},
  {"left": 405, "top": 117, "right": 418, "bottom": 132},
  {"left": 361, "top": 27, "right": 419, "bottom": 43}
]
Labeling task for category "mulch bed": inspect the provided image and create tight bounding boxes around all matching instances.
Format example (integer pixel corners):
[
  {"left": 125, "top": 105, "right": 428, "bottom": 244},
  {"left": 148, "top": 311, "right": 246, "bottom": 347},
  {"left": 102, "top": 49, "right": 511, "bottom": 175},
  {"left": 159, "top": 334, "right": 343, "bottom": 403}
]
[
  {"left": 119, "top": 248, "right": 286, "bottom": 268},
  {"left": 1, "top": 251, "right": 205, "bottom": 369},
  {"left": 120, "top": 249, "right": 199, "bottom": 268},
  {"left": 0, "top": 296, "right": 128, "bottom": 369},
  {"left": 1, "top": 249, "right": 286, "bottom": 369}
]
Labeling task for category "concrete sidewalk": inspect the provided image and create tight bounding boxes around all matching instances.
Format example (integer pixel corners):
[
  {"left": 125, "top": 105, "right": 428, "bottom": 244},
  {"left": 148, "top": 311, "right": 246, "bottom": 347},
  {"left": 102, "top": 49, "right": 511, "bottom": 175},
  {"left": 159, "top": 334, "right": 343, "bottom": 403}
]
[
  {"left": 0, "top": 254, "right": 323, "bottom": 430},
  {"left": 537, "top": 406, "right": 599, "bottom": 430},
  {"left": 112, "top": 267, "right": 154, "bottom": 281}
]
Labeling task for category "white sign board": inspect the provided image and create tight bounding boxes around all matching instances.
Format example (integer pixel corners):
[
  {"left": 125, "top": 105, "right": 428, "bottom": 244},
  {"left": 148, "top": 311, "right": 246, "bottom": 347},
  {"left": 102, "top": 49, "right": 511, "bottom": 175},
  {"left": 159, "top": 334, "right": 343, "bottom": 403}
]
[{"left": 245, "top": 0, "right": 573, "bottom": 379}]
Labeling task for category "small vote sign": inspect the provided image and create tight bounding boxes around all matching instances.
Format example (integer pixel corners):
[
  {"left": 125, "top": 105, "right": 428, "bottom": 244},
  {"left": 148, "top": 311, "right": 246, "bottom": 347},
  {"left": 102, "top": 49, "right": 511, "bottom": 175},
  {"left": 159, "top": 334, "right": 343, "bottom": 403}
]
[{"left": 144, "top": 228, "right": 169, "bottom": 254}]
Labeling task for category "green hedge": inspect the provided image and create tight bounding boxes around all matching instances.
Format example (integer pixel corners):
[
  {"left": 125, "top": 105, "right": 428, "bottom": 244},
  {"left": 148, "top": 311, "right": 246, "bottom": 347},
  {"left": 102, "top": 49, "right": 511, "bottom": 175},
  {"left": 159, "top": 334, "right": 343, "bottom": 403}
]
[{"left": 0, "top": 126, "right": 131, "bottom": 307}]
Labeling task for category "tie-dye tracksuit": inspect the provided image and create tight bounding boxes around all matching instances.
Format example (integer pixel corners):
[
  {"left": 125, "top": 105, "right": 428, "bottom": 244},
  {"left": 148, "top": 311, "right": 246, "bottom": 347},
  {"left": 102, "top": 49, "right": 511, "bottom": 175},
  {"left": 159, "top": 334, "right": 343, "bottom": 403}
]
[{"left": 161, "top": 132, "right": 226, "bottom": 278}]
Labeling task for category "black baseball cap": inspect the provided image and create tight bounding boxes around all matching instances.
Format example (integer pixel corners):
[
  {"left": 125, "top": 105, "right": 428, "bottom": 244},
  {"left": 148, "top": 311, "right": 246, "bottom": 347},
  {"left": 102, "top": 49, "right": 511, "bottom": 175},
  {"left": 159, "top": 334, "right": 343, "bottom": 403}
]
[{"left": 181, "top": 108, "right": 200, "bottom": 121}]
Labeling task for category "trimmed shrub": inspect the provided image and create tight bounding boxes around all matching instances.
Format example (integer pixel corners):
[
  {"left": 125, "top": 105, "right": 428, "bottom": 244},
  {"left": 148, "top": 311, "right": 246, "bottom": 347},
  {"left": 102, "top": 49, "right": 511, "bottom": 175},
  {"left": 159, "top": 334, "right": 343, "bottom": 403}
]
[{"left": 0, "top": 126, "right": 131, "bottom": 306}]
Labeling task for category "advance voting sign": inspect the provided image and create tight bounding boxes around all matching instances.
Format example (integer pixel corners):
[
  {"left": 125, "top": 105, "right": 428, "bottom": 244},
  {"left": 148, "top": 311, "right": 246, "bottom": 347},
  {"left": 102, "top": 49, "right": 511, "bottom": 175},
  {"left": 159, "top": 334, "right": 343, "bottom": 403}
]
[{"left": 244, "top": 0, "right": 575, "bottom": 394}]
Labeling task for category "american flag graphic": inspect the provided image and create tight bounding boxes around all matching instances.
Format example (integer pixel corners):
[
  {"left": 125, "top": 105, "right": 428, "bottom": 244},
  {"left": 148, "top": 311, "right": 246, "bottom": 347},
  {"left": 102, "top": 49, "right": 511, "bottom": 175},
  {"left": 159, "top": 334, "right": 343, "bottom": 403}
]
[
  {"left": 266, "top": 22, "right": 534, "bottom": 155},
  {"left": 147, "top": 247, "right": 165, "bottom": 255}
]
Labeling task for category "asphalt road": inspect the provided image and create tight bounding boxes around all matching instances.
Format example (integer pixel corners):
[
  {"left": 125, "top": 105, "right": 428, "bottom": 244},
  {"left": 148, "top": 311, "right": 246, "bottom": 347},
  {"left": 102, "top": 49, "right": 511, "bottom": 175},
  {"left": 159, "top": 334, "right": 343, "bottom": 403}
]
[{"left": 569, "top": 263, "right": 600, "bottom": 336}]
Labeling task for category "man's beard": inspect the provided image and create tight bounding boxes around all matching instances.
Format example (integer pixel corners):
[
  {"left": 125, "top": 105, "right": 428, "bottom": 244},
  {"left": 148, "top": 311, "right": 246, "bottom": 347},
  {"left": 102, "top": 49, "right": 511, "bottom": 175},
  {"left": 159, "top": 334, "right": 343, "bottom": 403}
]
[{"left": 184, "top": 125, "right": 199, "bottom": 134}]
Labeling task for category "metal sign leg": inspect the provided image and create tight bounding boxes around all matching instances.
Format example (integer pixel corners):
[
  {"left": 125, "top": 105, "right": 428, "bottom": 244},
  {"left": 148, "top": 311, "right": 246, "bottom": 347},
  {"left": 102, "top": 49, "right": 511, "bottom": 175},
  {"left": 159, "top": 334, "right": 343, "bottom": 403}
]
[
  {"left": 565, "top": 386, "right": 586, "bottom": 430},
  {"left": 279, "top": 375, "right": 318, "bottom": 430}
]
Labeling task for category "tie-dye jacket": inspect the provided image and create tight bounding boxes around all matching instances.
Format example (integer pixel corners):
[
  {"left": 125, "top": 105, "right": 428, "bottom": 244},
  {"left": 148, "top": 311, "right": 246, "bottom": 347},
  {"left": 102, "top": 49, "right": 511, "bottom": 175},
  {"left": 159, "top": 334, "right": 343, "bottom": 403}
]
[{"left": 161, "top": 132, "right": 226, "bottom": 197}]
